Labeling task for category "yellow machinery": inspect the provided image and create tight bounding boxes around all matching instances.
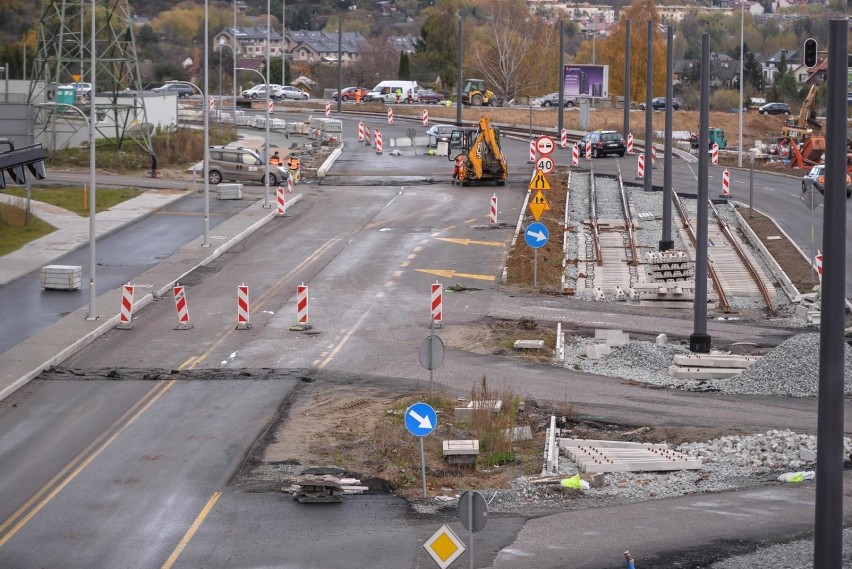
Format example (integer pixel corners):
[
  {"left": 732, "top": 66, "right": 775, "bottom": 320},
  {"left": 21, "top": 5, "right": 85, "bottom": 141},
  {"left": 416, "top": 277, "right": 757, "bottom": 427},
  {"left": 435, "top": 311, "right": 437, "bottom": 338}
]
[
  {"left": 779, "top": 85, "right": 825, "bottom": 168},
  {"left": 461, "top": 79, "right": 503, "bottom": 107},
  {"left": 448, "top": 116, "right": 508, "bottom": 186}
]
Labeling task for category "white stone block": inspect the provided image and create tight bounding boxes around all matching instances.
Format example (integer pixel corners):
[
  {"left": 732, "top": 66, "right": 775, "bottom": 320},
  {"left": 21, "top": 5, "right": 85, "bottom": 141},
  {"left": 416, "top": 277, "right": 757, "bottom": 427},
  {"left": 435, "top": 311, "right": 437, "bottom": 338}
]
[
  {"left": 656, "top": 333, "right": 667, "bottom": 346},
  {"left": 586, "top": 344, "right": 611, "bottom": 360}
]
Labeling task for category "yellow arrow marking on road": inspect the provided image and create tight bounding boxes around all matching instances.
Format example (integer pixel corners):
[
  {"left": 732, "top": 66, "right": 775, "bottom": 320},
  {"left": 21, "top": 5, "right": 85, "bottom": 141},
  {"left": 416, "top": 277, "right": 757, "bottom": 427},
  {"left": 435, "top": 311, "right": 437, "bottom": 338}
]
[
  {"left": 436, "top": 237, "right": 505, "bottom": 247},
  {"left": 415, "top": 269, "right": 495, "bottom": 281}
]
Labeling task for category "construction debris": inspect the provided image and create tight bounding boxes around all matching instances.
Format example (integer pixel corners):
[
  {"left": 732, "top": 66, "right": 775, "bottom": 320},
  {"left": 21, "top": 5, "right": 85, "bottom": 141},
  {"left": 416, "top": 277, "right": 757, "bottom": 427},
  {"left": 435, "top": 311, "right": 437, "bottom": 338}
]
[
  {"left": 559, "top": 439, "right": 704, "bottom": 474},
  {"left": 289, "top": 474, "right": 368, "bottom": 503}
]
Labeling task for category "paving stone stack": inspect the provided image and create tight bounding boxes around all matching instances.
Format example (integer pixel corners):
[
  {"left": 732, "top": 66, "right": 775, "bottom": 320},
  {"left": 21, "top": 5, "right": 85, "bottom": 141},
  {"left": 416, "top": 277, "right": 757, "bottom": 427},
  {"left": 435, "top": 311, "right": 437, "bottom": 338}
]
[
  {"left": 293, "top": 474, "right": 346, "bottom": 503},
  {"left": 645, "top": 250, "right": 694, "bottom": 282}
]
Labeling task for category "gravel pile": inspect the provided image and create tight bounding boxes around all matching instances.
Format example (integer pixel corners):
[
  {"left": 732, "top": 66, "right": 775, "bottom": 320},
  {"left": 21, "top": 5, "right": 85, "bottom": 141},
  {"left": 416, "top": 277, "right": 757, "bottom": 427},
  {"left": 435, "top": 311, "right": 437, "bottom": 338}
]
[
  {"left": 709, "top": 529, "right": 852, "bottom": 568},
  {"left": 563, "top": 333, "right": 852, "bottom": 397}
]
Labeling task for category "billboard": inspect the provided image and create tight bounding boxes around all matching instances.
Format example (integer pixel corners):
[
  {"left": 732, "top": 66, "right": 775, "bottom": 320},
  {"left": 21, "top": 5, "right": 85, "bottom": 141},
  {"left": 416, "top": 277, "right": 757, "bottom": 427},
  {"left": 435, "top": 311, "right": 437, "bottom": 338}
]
[{"left": 563, "top": 64, "right": 609, "bottom": 99}]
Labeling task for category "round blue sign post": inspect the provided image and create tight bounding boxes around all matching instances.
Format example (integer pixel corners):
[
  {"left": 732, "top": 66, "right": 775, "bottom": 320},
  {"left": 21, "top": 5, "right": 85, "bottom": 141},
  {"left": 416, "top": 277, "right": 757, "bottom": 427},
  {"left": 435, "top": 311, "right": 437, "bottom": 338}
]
[
  {"left": 405, "top": 402, "right": 437, "bottom": 498},
  {"left": 524, "top": 222, "right": 549, "bottom": 288}
]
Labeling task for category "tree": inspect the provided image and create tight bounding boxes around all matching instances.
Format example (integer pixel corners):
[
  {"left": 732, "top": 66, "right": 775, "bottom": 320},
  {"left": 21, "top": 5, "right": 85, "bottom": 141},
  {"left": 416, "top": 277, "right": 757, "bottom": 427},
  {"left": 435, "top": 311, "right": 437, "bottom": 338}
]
[
  {"left": 592, "top": 0, "right": 667, "bottom": 103},
  {"left": 414, "top": 0, "right": 463, "bottom": 92},
  {"left": 397, "top": 51, "right": 411, "bottom": 80},
  {"left": 743, "top": 48, "right": 764, "bottom": 92}
]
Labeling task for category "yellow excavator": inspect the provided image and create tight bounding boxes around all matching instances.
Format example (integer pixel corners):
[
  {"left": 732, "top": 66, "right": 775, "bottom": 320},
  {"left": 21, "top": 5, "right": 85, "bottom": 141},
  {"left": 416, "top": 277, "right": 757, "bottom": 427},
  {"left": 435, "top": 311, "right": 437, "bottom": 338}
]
[
  {"left": 448, "top": 116, "right": 508, "bottom": 186},
  {"left": 779, "top": 85, "right": 825, "bottom": 168}
]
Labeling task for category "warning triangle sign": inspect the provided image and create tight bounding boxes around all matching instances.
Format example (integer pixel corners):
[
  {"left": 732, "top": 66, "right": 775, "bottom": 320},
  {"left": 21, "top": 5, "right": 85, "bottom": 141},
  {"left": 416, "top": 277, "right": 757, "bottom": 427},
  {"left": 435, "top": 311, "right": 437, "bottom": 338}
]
[
  {"left": 528, "top": 190, "right": 550, "bottom": 221},
  {"left": 528, "top": 169, "right": 551, "bottom": 191}
]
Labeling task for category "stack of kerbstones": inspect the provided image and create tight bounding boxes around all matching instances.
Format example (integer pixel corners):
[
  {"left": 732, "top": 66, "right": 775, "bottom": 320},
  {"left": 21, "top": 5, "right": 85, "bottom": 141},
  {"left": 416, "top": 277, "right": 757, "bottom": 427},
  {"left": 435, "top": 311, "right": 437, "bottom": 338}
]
[{"left": 293, "top": 474, "right": 345, "bottom": 503}]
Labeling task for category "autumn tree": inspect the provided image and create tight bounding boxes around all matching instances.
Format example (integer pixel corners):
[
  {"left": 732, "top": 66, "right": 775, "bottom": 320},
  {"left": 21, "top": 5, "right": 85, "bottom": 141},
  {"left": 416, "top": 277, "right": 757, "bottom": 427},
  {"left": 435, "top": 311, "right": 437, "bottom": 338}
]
[
  {"left": 466, "top": 0, "right": 559, "bottom": 101},
  {"left": 589, "top": 0, "right": 667, "bottom": 103},
  {"left": 414, "top": 0, "right": 464, "bottom": 92}
]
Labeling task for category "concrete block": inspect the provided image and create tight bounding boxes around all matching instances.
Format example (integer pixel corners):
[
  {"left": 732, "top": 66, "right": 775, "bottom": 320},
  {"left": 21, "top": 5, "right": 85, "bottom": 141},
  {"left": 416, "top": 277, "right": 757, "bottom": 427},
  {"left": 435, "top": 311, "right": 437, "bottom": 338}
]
[
  {"left": 514, "top": 339, "right": 544, "bottom": 350},
  {"left": 606, "top": 332, "right": 630, "bottom": 347},
  {"left": 656, "top": 333, "right": 667, "bottom": 346},
  {"left": 594, "top": 287, "right": 606, "bottom": 301},
  {"left": 799, "top": 448, "right": 816, "bottom": 462},
  {"left": 502, "top": 425, "right": 533, "bottom": 442},
  {"left": 442, "top": 439, "right": 480, "bottom": 456},
  {"left": 668, "top": 366, "right": 745, "bottom": 379},
  {"left": 586, "top": 344, "right": 612, "bottom": 360},
  {"left": 594, "top": 329, "right": 623, "bottom": 341},
  {"left": 614, "top": 286, "right": 627, "bottom": 301}
]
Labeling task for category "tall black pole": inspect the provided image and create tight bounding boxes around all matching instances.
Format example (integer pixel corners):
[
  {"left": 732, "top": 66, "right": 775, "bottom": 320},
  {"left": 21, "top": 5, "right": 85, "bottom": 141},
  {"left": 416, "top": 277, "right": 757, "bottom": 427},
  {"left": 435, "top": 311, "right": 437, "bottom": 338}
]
[
  {"left": 456, "top": 12, "right": 463, "bottom": 126},
  {"left": 643, "top": 21, "right": 652, "bottom": 194},
  {"left": 337, "top": 21, "right": 342, "bottom": 114},
  {"left": 813, "top": 19, "right": 847, "bottom": 569},
  {"left": 623, "top": 19, "right": 630, "bottom": 141},
  {"left": 557, "top": 20, "right": 564, "bottom": 136},
  {"left": 689, "top": 34, "right": 711, "bottom": 354},
  {"left": 660, "top": 25, "right": 674, "bottom": 251}
]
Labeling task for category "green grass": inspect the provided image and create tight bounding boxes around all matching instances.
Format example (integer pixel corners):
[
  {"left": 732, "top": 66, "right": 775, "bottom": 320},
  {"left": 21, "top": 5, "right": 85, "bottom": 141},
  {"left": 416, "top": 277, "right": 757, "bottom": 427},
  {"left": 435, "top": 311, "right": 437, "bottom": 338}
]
[
  {"left": 0, "top": 200, "right": 56, "bottom": 256},
  {"left": 2, "top": 186, "right": 142, "bottom": 217}
]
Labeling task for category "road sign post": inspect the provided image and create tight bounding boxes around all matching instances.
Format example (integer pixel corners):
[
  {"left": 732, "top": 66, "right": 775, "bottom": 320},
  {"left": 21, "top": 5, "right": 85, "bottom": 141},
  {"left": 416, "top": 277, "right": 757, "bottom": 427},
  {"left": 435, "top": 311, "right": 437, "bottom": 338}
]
[
  {"left": 423, "top": 524, "right": 465, "bottom": 569},
  {"left": 419, "top": 322, "right": 445, "bottom": 396},
  {"left": 524, "top": 222, "right": 549, "bottom": 288},
  {"left": 458, "top": 490, "right": 488, "bottom": 569},
  {"left": 405, "top": 402, "right": 437, "bottom": 498}
]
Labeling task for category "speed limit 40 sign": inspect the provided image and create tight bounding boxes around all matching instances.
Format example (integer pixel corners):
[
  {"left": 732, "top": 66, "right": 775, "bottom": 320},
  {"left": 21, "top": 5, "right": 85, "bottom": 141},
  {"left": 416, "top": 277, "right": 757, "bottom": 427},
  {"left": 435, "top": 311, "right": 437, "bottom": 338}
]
[{"left": 536, "top": 155, "right": 555, "bottom": 173}]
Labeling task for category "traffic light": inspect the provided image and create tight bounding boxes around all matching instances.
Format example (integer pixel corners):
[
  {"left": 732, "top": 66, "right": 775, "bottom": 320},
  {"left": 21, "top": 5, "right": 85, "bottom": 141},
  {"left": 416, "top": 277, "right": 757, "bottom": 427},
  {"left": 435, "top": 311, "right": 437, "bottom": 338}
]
[
  {"left": 803, "top": 38, "right": 818, "bottom": 68},
  {"left": 0, "top": 144, "right": 49, "bottom": 189}
]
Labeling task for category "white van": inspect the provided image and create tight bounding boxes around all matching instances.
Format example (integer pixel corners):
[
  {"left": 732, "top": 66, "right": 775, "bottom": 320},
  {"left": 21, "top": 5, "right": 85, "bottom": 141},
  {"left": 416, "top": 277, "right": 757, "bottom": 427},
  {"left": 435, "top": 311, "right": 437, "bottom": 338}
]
[{"left": 364, "top": 80, "right": 421, "bottom": 103}]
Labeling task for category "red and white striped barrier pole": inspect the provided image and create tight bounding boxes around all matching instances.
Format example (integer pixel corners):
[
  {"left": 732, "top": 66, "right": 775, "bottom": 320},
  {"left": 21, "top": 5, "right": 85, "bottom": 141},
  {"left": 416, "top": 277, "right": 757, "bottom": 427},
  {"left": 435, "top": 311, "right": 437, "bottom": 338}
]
[
  {"left": 236, "top": 284, "right": 251, "bottom": 329},
  {"left": 636, "top": 154, "right": 645, "bottom": 180},
  {"left": 277, "top": 186, "right": 286, "bottom": 215},
  {"left": 287, "top": 176, "right": 293, "bottom": 193},
  {"left": 430, "top": 282, "right": 442, "bottom": 327},
  {"left": 325, "top": 102, "right": 331, "bottom": 117},
  {"left": 627, "top": 133, "right": 634, "bottom": 154},
  {"left": 116, "top": 284, "right": 134, "bottom": 329},
  {"left": 268, "top": 98, "right": 274, "bottom": 114},
  {"left": 489, "top": 193, "right": 497, "bottom": 225},
  {"left": 815, "top": 250, "right": 822, "bottom": 283},
  {"left": 720, "top": 168, "right": 730, "bottom": 197},
  {"left": 422, "top": 108, "right": 429, "bottom": 126},
  {"left": 528, "top": 140, "right": 536, "bottom": 164},
  {"left": 375, "top": 129, "right": 383, "bottom": 154},
  {"left": 387, "top": 108, "right": 393, "bottom": 124},
  {"left": 209, "top": 97, "right": 215, "bottom": 111},
  {"left": 711, "top": 143, "right": 719, "bottom": 165},
  {"left": 173, "top": 284, "right": 192, "bottom": 329},
  {"left": 572, "top": 143, "right": 579, "bottom": 166},
  {"left": 364, "top": 126, "right": 371, "bottom": 147},
  {"left": 651, "top": 145, "right": 657, "bottom": 168},
  {"left": 585, "top": 139, "right": 592, "bottom": 159},
  {"left": 296, "top": 283, "right": 309, "bottom": 325},
  {"left": 560, "top": 128, "right": 567, "bottom": 148},
  {"left": 358, "top": 121, "right": 364, "bottom": 141}
]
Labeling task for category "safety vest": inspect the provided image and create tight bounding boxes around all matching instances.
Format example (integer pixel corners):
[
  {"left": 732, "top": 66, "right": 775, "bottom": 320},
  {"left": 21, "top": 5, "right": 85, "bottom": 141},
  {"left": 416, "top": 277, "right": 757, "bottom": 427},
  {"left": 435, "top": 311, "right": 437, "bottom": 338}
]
[
  {"left": 287, "top": 157, "right": 300, "bottom": 170},
  {"left": 269, "top": 155, "right": 281, "bottom": 165}
]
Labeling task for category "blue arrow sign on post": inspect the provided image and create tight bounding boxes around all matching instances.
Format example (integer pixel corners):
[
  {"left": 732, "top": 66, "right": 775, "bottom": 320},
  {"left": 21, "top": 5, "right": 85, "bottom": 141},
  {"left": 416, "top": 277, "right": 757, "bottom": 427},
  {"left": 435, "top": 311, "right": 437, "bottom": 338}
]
[
  {"left": 405, "top": 402, "right": 438, "bottom": 437},
  {"left": 524, "top": 222, "right": 549, "bottom": 249}
]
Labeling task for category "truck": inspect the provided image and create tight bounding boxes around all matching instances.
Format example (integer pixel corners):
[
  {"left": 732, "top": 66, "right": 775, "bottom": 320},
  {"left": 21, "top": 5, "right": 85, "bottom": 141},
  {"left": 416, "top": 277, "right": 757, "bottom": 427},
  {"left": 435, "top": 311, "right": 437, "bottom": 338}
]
[
  {"left": 461, "top": 79, "right": 502, "bottom": 107},
  {"left": 447, "top": 116, "right": 508, "bottom": 186},
  {"left": 690, "top": 128, "right": 727, "bottom": 150}
]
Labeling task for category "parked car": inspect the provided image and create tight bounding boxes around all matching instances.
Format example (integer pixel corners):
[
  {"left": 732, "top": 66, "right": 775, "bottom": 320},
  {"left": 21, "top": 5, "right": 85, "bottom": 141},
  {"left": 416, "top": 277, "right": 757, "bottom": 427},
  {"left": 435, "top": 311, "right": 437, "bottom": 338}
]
[
  {"left": 426, "top": 124, "right": 456, "bottom": 148},
  {"left": 758, "top": 102, "right": 791, "bottom": 115},
  {"left": 151, "top": 81, "right": 194, "bottom": 97},
  {"left": 540, "top": 92, "right": 576, "bottom": 108},
  {"left": 586, "top": 130, "right": 626, "bottom": 158},
  {"left": 275, "top": 86, "right": 309, "bottom": 100},
  {"left": 207, "top": 146, "right": 289, "bottom": 187},
  {"left": 417, "top": 89, "right": 445, "bottom": 104},
  {"left": 801, "top": 164, "right": 852, "bottom": 198},
  {"left": 332, "top": 86, "right": 369, "bottom": 102},
  {"left": 639, "top": 96, "right": 681, "bottom": 111},
  {"left": 240, "top": 84, "right": 282, "bottom": 99}
]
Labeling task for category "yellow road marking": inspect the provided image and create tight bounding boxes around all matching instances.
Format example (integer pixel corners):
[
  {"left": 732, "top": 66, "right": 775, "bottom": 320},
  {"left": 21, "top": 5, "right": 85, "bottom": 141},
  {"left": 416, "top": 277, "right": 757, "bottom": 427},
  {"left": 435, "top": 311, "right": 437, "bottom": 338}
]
[
  {"left": 415, "top": 269, "right": 495, "bottom": 281},
  {"left": 435, "top": 237, "right": 505, "bottom": 247},
  {"left": 318, "top": 309, "right": 372, "bottom": 369},
  {"left": 161, "top": 491, "right": 222, "bottom": 569},
  {"left": 0, "top": 380, "right": 176, "bottom": 548},
  {"left": 400, "top": 261, "right": 410, "bottom": 268}
]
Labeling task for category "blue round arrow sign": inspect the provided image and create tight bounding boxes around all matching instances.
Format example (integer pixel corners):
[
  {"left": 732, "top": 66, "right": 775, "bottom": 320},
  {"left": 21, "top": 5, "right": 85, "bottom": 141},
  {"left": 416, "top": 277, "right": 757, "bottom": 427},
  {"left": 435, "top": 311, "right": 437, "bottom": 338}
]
[
  {"left": 524, "top": 222, "right": 549, "bottom": 249},
  {"left": 404, "top": 402, "right": 437, "bottom": 437}
]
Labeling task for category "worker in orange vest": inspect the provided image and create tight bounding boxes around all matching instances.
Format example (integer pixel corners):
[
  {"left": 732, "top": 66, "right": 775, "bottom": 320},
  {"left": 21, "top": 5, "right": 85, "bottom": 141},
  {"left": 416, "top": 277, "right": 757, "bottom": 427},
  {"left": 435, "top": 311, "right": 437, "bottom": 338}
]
[
  {"left": 355, "top": 89, "right": 362, "bottom": 104},
  {"left": 452, "top": 153, "right": 465, "bottom": 185},
  {"left": 287, "top": 155, "right": 300, "bottom": 184},
  {"left": 269, "top": 151, "right": 282, "bottom": 166}
]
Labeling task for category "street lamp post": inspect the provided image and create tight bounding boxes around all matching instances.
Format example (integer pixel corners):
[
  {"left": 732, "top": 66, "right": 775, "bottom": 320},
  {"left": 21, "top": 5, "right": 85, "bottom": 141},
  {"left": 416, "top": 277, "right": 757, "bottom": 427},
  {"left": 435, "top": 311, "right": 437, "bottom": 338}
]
[
  {"left": 738, "top": 0, "right": 744, "bottom": 167},
  {"left": 87, "top": 0, "right": 96, "bottom": 319},
  {"left": 204, "top": 0, "right": 211, "bottom": 247},
  {"left": 236, "top": 67, "right": 271, "bottom": 208}
]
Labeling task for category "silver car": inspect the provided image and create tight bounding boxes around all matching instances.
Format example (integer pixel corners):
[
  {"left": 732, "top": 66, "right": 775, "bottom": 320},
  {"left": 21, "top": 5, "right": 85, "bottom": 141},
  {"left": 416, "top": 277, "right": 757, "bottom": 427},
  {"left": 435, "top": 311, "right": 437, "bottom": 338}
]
[
  {"left": 540, "top": 92, "right": 576, "bottom": 108},
  {"left": 426, "top": 124, "right": 456, "bottom": 148},
  {"left": 207, "top": 146, "right": 289, "bottom": 186},
  {"left": 275, "top": 86, "right": 309, "bottom": 100}
]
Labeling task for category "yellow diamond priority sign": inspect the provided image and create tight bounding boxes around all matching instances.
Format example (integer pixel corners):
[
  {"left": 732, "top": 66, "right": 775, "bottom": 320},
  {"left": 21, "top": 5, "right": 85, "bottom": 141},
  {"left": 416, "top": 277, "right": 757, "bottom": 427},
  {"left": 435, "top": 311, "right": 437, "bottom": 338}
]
[
  {"left": 528, "top": 190, "right": 550, "bottom": 221},
  {"left": 528, "top": 169, "right": 551, "bottom": 191},
  {"left": 423, "top": 524, "right": 466, "bottom": 568}
]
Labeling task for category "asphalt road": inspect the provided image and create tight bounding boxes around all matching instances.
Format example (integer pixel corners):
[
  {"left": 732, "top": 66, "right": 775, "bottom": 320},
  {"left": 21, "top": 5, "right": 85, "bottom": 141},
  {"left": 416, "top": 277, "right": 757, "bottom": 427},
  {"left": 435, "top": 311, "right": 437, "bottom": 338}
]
[{"left": 0, "top": 113, "right": 848, "bottom": 568}]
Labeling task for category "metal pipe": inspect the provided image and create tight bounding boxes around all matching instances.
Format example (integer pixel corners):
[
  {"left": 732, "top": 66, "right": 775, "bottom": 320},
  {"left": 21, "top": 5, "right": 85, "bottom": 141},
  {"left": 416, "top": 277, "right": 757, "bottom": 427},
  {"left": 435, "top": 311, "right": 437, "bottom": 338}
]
[
  {"left": 660, "top": 25, "right": 673, "bottom": 251},
  {"left": 623, "top": 19, "right": 630, "bottom": 142},
  {"left": 203, "top": 0, "right": 211, "bottom": 244},
  {"left": 643, "top": 21, "right": 652, "bottom": 194},
  {"left": 456, "top": 12, "right": 462, "bottom": 126},
  {"left": 87, "top": 0, "right": 97, "bottom": 320},
  {"left": 690, "top": 34, "right": 711, "bottom": 353},
  {"left": 557, "top": 20, "right": 564, "bottom": 136},
  {"left": 264, "top": 0, "right": 271, "bottom": 208},
  {"left": 813, "top": 19, "right": 847, "bottom": 569},
  {"left": 738, "top": 0, "right": 744, "bottom": 168}
]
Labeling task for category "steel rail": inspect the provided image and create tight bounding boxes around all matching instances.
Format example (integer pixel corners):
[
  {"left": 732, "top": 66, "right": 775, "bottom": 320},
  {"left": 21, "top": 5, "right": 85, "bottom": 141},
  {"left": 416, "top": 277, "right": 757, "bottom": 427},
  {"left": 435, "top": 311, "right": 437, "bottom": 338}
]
[
  {"left": 709, "top": 201, "right": 775, "bottom": 312},
  {"left": 588, "top": 170, "right": 603, "bottom": 266},
  {"left": 671, "top": 191, "right": 732, "bottom": 313},
  {"left": 617, "top": 174, "right": 640, "bottom": 265}
]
